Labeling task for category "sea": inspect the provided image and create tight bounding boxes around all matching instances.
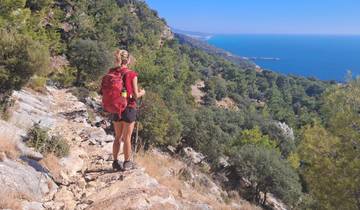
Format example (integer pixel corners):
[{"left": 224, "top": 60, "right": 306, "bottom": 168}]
[{"left": 207, "top": 34, "right": 360, "bottom": 81}]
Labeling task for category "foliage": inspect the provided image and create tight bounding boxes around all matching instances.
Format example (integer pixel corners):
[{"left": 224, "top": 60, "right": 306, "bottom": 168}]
[
  {"left": 68, "top": 39, "right": 111, "bottom": 86},
  {"left": 49, "top": 67, "right": 77, "bottom": 88},
  {"left": 298, "top": 79, "right": 360, "bottom": 210},
  {"left": 229, "top": 145, "right": 302, "bottom": 206},
  {"left": 27, "top": 75, "right": 47, "bottom": 92},
  {"left": 229, "top": 126, "right": 276, "bottom": 151},
  {"left": 0, "top": 29, "right": 50, "bottom": 93},
  {"left": 26, "top": 123, "right": 69, "bottom": 157},
  {"left": 139, "top": 91, "right": 182, "bottom": 147}
]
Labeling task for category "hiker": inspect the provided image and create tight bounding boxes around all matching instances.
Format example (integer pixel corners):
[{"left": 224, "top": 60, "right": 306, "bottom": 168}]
[{"left": 103, "top": 49, "right": 145, "bottom": 171}]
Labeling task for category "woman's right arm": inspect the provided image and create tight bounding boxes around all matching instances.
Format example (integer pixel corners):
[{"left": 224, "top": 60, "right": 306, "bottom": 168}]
[{"left": 132, "top": 76, "right": 145, "bottom": 99}]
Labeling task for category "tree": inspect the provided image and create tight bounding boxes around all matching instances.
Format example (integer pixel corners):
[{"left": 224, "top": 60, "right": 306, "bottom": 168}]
[
  {"left": 228, "top": 145, "right": 302, "bottom": 206},
  {"left": 139, "top": 91, "right": 182, "bottom": 147},
  {"left": 0, "top": 29, "right": 50, "bottom": 94},
  {"left": 298, "top": 80, "right": 360, "bottom": 210},
  {"left": 68, "top": 39, "right": 111, "bottom": 86},
  {"left": 228, "top": 126, "right": 276, "bottom": 153}
]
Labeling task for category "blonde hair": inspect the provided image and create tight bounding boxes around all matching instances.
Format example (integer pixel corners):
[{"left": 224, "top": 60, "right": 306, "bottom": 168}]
[{"left": 114, "top": 49, "right": 130, "bottom": 66}]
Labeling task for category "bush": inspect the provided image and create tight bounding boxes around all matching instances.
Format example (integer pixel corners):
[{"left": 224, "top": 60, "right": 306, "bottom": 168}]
[
  {"left": 27, "top": 75, "right": 47, "bottom": 92},
  {"left": 0, "top": 92, "right": 14, "bottom": 120},
  {"left": 0, "top": 29, "right": 50, "bottom": 93},
  {"left": 139, "top": 91, "right": 182, "bottom": 147},
  {"left": 25, "top": 0, "right": 52, "bottom": 11},
  {"left": 228, "top": 145, "right": 302, "bottom": 207},
  {"left": 26, "top": 123, "right": 69, "bottom": 158},
  {"left": 49, "top": 67, "right": 77, "bottom": 88}
]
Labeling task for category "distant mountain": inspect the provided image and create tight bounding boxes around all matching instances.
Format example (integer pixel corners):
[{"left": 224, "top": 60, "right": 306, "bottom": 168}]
[
  {"left": 172, "top": 28, "right": 214, "bottom": 41},
  {"left": 175, "top": 33, "right": 257, "bottom": 69}
]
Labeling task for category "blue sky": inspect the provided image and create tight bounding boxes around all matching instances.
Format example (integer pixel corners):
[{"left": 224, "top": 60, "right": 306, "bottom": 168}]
[{"left": 145, "top": 0, "right": 360, "bottom": 35}]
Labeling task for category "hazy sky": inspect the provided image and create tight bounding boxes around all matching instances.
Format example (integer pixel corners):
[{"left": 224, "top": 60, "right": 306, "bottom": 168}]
[{"left": 145, "top": 0, "right": 360, "bottom": 35}]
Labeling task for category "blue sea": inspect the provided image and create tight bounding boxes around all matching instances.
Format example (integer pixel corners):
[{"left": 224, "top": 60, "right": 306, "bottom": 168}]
[{"left": 208, "top": 34, "right": 360, "bottom": 81}]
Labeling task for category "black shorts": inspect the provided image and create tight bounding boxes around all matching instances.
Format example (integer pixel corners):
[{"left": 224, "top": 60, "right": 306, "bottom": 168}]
[{"left": 111, "top": 107, "right": 137, "bottom": 123}]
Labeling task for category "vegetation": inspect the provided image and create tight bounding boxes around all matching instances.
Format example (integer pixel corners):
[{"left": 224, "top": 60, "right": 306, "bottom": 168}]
[
  {"left": 229, "top": 145, "right": 302, "bottom": 206},
  {"left": 1, "top": 0, "right": 358, "bottom": 209},
  {"left": 297, "top": 80, "right": 360, "bottom": 210},
  {"left": 26, "top": 124, "right": 69, "bottom": 158}
]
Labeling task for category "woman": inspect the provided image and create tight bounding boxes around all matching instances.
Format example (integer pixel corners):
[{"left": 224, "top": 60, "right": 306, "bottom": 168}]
[{"left": 112, "top": 49, "right": 145, "bottom": 171}]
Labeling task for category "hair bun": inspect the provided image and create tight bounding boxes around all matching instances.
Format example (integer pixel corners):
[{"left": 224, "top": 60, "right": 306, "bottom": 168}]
[{"left": 115, "top": 49, "right": 129, "bottom": 65}]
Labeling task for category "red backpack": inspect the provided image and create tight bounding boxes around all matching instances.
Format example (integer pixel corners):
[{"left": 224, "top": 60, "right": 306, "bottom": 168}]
[{"left": 100, "top": 67, "right": 130, "bottom": 115}]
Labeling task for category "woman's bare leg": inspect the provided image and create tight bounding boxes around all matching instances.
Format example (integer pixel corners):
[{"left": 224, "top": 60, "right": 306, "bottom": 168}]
[
  {"left": 113, "top": 121, "right": 123, "bottom": 161},
  {"left": 121, "top": 121, "right": 135, "bottom": 161}
]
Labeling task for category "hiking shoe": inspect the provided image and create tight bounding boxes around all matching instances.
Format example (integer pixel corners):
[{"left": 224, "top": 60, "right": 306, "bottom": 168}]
[
  {"left": 112, "top": 160, "right": 122, "bottom": 171},
  {"left": 123, "top": 161, "right": 134, "bottom": 171}
]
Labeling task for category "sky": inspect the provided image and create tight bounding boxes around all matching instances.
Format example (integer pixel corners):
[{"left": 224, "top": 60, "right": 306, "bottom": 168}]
[{"left": 145, "top": 0, "right": 360, "bottom": 35}]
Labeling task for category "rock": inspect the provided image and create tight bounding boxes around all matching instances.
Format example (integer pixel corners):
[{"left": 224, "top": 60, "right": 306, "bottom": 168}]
[
  {"left": 182, "top": 147, "right": 205, "bottom": 164},
  {"left": 218, "top": 156, "right": 230, "bottom": 168},
  {"left": 43, "top": 201, "right": 65, "bottom": 210},
  {"left": 17, "top": 143, "right": 44, "bottom": 161},
  {"left": 81, "top": 127, "right": 114, "bottom": 144},
  {"left": 0, "top": 159, "right": 57, "bottom": 201},
  {"left": 59, "top": 148, "right": 86, "bottom": 177},
  {"left": 0, "top": 152, "right": 6, "bottom": 162},
  {"left": 86, "top": 169, "right": 181, "bottom": 210},
  {"left": 61, "top": 110, "right": 88, "bottom": 123},
  {"left": 0, "top": 120, "right": 27, "bottom": 142},
  {"left": 84, "top": 97, "right": 102, "bottom": 112},
  {"left": 167, "top": 145, "right": 177, "bottom": 154},
  {"left": 9, "top": 89, "right": 55, "bottom": 129},
  {"left": 276, "top": 121, "right": 295, "bottom": 142},
  {"left": 54, "top": 187, "right": 76, "bottom": 210},
  {"left": 22, "top": 201, "right": 44, "bottom": 210}
]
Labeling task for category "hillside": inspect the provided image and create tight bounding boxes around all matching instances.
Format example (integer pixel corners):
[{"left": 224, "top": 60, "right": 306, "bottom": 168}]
[
  {"left": 0, "top": 0, "right": 359, "bottom": 210},
  {"left": 1, "top": 87, "right": 266, "bottom": 210},
  {"left": 175, "top": 33, "right": 256, "bottom": 69}
]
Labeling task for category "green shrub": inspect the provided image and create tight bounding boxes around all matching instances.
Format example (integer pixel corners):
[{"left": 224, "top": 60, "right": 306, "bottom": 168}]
[
  {"left": 25, "top": 0, "right": 52, "bottom": 11},
  {"left": 26, "top": 123, "right": 69, "bottom": 158},
  {"left": 27, "top": 75, "right": 47, "bottom": 92},
  {"left": 229, "top": 145, "right": 302, "bottom": 206},
  {"left": 0, "top": 29, "right": 50, "bottom": 94},
  {"left": 50, "top": 67, "right": 77, "bottom": 88},
  {"left": 139, "top": 91, "right": 182, "bottom": 147}
]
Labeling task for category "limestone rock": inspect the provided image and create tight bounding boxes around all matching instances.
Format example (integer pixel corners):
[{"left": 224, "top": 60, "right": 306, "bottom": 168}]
[
  {"left": 22, "top": 201, "right": 44, "bottom": 210},
  {"left": 59, "top": 148, "right": 86, "bottom": 177},
  {"left": 54, "top": 187, "right": 76, "bottom": 210},
  {"left": 17, "top": 143, "right": 44, "bottom": 161},
  {"left": 182, "top": 147, "right": 205, "bottom": 164},
  {"left": 0, "top": 159, "right": 57, "bottom": 201},
  {"left": 81, "top": 127, "right": 114, "bottom": 144},
  {"left": 9, "top": 89, "right": 55, "bottom": 129}
]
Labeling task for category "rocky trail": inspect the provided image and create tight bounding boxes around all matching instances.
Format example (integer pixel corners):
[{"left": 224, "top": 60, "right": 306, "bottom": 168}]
[{"left": 0, "top": 87, "right": 263, "bottom": 210}]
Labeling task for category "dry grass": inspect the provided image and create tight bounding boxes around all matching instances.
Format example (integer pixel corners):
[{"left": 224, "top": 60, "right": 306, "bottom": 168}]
[
  {"left": 0, "top": 138, "right": 20, "bottom": 160},
  {"left": 0, "top": 191, "right": 33, "bottom": 210},
  {"left": 40, "top": 153, "right": 61, "bottom": 179},
  {"left": 136, "top": 150, "right": 262, "bottom": 210}
]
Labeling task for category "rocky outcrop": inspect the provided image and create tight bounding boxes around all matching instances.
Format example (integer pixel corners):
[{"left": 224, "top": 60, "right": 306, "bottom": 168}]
[
  {"left": 276, "top": 122, "right": 295, "bottom": 142},
  {"left": 0, "top": 157, "right": 57, "bottom": 202}
]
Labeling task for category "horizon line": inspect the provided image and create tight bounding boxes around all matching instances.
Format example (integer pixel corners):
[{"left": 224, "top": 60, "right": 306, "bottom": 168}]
[{"left": 172, "top": 28, "right": 360, "bottom": 36}]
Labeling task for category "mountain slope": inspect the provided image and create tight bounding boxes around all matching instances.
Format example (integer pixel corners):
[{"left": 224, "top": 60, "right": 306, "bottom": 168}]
[{"left": 0, "top": 87, "right": 263, "bottom": 210}]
